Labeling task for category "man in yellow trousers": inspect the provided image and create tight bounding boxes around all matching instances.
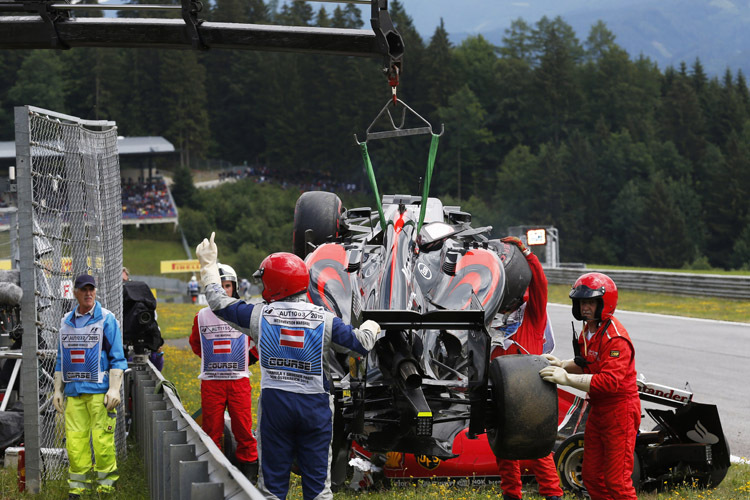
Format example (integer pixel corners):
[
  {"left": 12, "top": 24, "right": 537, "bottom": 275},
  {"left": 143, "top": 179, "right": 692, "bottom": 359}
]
[{"left": 54, "top": 274, "right": 128, "bottom": 499}]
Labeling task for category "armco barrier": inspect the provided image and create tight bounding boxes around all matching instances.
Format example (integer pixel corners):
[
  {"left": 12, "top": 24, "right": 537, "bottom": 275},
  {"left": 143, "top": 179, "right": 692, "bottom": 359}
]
[
  {"left": 544, "top": 267, "right": 750, "bottom": 299},
  {"left": 128, "top": 358, "right": 264, "bottom": 500}
]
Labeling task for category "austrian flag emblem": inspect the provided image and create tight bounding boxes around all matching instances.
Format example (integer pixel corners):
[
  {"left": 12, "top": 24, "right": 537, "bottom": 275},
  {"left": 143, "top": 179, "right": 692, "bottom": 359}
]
[
  {"left": 280, "top": 329, "right": 304, "bottom": 348},
  {"left": 71, "top": 350, "right": 85, "bottom": 363},
  {"left": 213, "top": 339, "right": 232, "bottom": 354}
]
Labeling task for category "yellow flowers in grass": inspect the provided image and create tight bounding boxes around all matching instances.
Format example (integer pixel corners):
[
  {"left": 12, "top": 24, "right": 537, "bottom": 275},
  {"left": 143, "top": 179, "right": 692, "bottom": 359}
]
[{"left": 156, "top": 302, "right": 203, "bottom": 340}]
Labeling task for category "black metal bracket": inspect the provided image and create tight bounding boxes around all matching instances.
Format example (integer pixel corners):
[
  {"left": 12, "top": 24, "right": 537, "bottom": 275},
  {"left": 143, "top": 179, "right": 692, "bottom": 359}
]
[
  {"left": 9, "top": 0, "right": 71, "bottom": 49},
  {"left": 370, "top": 0, "right": 404, "bottom": 78},
  {"left": 0, "top": 0, "right": 404, "bottom": 75},
  {"left": 181, "top": 0, "right": 207, "bottom": 51}
]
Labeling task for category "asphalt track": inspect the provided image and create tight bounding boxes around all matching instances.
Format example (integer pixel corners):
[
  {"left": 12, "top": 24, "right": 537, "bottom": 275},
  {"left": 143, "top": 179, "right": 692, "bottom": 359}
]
[{"left": 546, "top": 303, "right": 750, "bottom": 461}]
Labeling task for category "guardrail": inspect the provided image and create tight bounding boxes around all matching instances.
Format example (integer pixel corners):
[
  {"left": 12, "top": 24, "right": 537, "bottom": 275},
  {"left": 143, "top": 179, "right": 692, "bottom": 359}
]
[
  {"left": 544, "top": 267, "right": 750, "bottom": 300},
  {"left": 128, "top": 358, "right": 264, "bottom": 500}
]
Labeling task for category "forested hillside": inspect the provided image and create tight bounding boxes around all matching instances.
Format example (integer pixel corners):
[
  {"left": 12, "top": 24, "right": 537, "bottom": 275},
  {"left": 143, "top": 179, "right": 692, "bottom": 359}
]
[{"left": 2, "top": 0, "right": 749, "bottom": 270}]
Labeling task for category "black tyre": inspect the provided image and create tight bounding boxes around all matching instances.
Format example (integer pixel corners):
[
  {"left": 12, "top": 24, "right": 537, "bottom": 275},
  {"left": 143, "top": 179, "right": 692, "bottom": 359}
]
[
  {"left": 293, "top": 191, "right": 342, "bottom": 258},
  {"left": 555, "top": 432, "right": 643, "bottom": 493},
  {"left": 487, "top": 355, "right": 557, "bottom": 459}
]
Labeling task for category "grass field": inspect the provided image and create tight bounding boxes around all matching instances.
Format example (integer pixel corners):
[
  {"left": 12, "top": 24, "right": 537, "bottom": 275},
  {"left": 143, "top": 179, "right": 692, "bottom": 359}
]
[{"left": 123, "top": 239, "right": 190, "bottom": 278}]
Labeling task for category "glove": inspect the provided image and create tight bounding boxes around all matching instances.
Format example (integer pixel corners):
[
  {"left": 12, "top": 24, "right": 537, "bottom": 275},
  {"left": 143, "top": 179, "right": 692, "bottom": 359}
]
[
  {"left": 501, "top": 236, "right": 530, "bottom": 256},
  {"left": 539, "top": 365, "right": 569, "bottom": 385},
  {"left": 360, "top": 320, "right": 381, "bottom": 336},
  {"left": 196, "top": 232, "right": 220, "bottom": 289},
  {"left": 357, "top": 320, "right": 381, "bottom": 351},
  {"left": 540, "top": 366, "right": 593, "bottom": 392},
  {"left": 53, "top": 371, "right": 65, "bottom": 413},
  {"left": 542, "top": 353, "right": 562, "bottom": 367},
  {"left": 103, "top": 368, "right": 124, "bottom": 411}
]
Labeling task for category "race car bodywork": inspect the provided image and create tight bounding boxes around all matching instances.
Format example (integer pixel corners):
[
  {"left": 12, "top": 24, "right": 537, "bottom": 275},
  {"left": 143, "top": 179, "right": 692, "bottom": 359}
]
[{"left": 293, "top": 189, "right": 559, "bottom": 481}]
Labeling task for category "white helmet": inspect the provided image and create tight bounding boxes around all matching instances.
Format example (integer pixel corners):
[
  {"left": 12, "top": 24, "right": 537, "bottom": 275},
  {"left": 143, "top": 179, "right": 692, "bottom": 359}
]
[
  {"left": 190, "top": 275, "right": 197, "bottom": 282},
  {"left": 217, "top": 263, "right": 238, "bottom": 284}
]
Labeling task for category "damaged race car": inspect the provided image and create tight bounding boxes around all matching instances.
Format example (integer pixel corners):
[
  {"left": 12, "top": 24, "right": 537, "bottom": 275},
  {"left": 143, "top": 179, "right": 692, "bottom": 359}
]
[
  {"left": 294, "top": 189, "right": 558, "bottom": 485},
  {"left": 290, "top": 105, "right": 559, "bottom": 486}
]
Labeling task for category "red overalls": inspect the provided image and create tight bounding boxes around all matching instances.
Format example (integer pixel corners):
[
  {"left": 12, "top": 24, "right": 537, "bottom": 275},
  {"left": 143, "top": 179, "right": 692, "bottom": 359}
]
[
  {"left": 491, "top": 253, "right": 563, "bottom": 499},
  {"left": 578, "top": 317, "right": 640, "bottom": 500},
  {"left": 190, "top": 311, "right": 259, "bottom": 464}
]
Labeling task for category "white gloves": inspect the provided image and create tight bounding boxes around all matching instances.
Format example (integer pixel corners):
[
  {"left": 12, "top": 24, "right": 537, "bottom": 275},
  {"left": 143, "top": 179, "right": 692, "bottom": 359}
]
[
  {"left": 357, "top": 320, "right": 381, "bottom": 351},
  {"left": 542, "top": 353, "right": 562, "bottom": 367},
  {"left": 104, "top": 368, "right": 124, "bottom": 411},
  {"left": 53, "top": 371, "right": 65, "bottom": 413},
  {"left": 196, "top": 232, "right": 220, "bottom": 289},
  {"left": 539, "top": 365, "right": 592, "bottom": 392},
  {"left": 539, "top": 366, "right": 570, "bottom": 385},
  {"left": 360, "top": 320, "right": 381, "bottom": 336}
]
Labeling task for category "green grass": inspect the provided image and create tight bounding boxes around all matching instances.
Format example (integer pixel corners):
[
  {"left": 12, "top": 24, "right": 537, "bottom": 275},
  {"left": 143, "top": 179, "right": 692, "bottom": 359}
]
[
  {"left": 155, "top": 302, "right": 204, "bottom": 339},
  {"left": 0, "top": 439, "right": 148, "bottom": 499},
  {"left": 123, "top": 238, "right": 191, "bottom": 278}
]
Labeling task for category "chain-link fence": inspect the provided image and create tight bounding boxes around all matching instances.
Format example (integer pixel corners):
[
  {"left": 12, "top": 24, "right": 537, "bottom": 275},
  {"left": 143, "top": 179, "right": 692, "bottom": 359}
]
[{"left": 15, "top": 106, "right": 124, "bottom": 492}]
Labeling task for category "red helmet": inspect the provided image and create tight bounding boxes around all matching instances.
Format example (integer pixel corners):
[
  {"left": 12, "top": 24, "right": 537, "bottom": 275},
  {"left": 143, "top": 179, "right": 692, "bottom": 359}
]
[
  {"left": 255, "top": 252, "right": 309, "bottom": 303},
  {"left": 569, "top": 272, "right": 618, "bottom": 321}
]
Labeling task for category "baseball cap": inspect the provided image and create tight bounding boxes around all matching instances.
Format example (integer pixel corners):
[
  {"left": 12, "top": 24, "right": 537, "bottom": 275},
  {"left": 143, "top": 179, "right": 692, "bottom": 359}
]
[{"left": 74, "top": 274, "right": 96, "bottom": 289}]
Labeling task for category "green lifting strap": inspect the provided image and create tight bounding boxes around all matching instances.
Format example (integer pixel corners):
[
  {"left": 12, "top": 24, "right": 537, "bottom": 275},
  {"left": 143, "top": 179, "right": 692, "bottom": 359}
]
[
  {"left": 417, "top": 133, "right": 440, "bottom": 234},
  {"left": 359, "top": 133, "right": 441, "bottom": 234},
  {"left": 359, "top": 141, "right": 388, "bottom": 232}
]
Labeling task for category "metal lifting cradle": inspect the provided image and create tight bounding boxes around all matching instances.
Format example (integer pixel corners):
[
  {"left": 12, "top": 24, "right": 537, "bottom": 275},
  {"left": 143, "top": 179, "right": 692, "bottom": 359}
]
[{"left": 0, "top": 0, "right": 404, "bottom": 75}]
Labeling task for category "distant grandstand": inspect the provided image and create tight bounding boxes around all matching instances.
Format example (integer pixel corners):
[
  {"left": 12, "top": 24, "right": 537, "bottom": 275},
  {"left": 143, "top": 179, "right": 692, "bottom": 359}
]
[
  {"left": 121, "top": 176, "right": 177, "bottom": 225},
  {"left": 0, "top": 136, "right": 178, "bottom": 229}
]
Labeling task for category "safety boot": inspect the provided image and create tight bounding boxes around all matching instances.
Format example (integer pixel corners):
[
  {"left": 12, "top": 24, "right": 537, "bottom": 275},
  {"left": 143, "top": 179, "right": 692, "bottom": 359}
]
[{"left": 238, "top": 460, "right": 259, "bottom": 483}]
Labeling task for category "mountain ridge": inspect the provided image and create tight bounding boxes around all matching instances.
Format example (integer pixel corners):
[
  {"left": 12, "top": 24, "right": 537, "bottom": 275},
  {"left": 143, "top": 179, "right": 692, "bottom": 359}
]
[{"left": 397, "top": 0, "right": 750, "bottom": 77}]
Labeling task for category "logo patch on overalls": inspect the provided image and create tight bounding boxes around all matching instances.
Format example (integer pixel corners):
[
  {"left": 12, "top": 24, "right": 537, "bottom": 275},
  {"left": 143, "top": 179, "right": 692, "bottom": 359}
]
[{"left": 610, "top": 350, "right": 620, "bottom": 357}]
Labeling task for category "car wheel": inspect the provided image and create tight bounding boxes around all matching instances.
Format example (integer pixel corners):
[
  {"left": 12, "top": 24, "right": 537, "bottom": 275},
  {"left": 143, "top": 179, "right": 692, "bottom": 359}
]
[
  {"left": 555, "top": 432, "right": 643, "bottom": 493},
  {"left": 487, "top": 355, "right": 557, "bottom": 459},
  {"left": 293, "top": 191, "right": 342, "bottom": 258},
  {"left": 554, "top": 433, "right": 585, "bottom": 493}
]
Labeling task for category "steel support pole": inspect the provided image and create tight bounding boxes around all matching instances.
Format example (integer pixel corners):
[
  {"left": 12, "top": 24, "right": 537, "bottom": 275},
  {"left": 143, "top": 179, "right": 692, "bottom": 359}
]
[{"left": 15, "top": 106, "right": 42, "bottom": 493}]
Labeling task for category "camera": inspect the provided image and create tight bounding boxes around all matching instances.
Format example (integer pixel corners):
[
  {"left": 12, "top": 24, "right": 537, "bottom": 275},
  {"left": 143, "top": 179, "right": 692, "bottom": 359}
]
[{"left": 122, "top": 281, "right": 163, "bottom": 355}]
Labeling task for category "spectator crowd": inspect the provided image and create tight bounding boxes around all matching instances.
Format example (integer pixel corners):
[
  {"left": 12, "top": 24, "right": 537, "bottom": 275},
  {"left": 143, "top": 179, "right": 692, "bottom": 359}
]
[{"left": 121, "top": 177, "right": 176, "bottom": 220}]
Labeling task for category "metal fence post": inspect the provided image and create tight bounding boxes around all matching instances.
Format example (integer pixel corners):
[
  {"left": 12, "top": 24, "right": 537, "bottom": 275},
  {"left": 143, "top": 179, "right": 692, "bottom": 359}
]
[
  {"left": 169, "top": 444, "right": 196, "bottom": 500},
  {"left": 179, "top": 461, "right": 209, "bottom": 500},
  {"left": 15, "top": 106, "right": 42, "bottom": 493},
  {"left": 152, "top": 410, "right": 175, "bottom": 497},
  {"left": 191, "top": 482, "right": 224, "bottom": 500},
  {"left": 162, "top": 430, "right": 187, "bottom": 500}
]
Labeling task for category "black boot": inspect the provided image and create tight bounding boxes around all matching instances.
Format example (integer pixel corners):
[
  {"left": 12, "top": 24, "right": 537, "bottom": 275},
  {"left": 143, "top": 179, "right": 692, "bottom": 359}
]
[
  {"left": 238, "top": 460, "right": 259, "bottom": 483},
  {"left": 503, "top": 495, "right": 521, "bottom": 500}
]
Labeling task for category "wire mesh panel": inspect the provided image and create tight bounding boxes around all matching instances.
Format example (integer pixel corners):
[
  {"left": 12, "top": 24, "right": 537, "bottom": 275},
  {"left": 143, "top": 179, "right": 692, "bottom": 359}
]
[{"left": 15, "top": 106, "right": 124, "bottom": 490}]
